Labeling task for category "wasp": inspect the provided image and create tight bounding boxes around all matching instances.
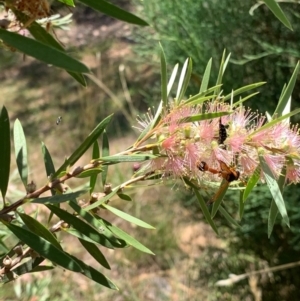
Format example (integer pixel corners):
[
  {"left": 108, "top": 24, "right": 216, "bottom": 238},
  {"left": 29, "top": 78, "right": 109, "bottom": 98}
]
[
  {"left": 197, "top": 160, "right": 240, "bottom": 204},
  {"left": 218, "top": 118, "right": 228, "bottom": 149}
]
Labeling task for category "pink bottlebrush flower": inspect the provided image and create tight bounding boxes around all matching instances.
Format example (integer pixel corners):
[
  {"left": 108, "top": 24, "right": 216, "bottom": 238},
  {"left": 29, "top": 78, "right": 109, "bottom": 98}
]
[
  {"left": 285, "top": 159, "right": 300, "bottom": 184},
  {"left": 262, "top": 152, "right": 285, "bottom": 178}
]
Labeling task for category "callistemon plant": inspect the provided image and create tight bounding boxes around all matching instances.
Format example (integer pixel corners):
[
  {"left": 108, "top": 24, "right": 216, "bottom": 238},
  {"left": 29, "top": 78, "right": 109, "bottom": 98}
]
[
  {"left": 1, "top": 52, "right": 300, "bottom": 287},
  {"left": 129, "top": 52, "right": 300, "bottom": 236}
]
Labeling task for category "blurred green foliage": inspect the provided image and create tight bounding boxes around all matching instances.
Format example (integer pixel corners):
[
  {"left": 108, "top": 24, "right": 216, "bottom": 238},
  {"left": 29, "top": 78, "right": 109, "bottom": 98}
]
[{"left": 134, "top": 0, "right": 300, "bottom": 117}]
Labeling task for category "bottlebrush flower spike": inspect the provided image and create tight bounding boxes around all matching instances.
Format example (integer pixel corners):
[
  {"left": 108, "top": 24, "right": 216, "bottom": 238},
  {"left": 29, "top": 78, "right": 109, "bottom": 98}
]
[{"left": 135, "top": 99, "right": 300, "bottom": 186}]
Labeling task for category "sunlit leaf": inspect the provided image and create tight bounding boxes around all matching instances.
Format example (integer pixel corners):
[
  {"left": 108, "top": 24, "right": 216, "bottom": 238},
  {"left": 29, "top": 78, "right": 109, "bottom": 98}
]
[
  {"left": 0, "top": 106, "right": 10, "bottom": 200},
  {"left": 47, "top": 204, "right": 118, "bottom": 249},
  {"left": 176, "top": 58, "right": 192, "bottom": 104},
  {"left": 31, "top": 189, "right": 88, "bottom": 204},
  {"left": 160, "top": 43, "right": 168, "bottom": 108},
  {"left": 58, "top": 0, "right": 75, "bottom": 6},
  {"left": 68, "top": 254, "right": 118, "bottom": 289},
  {"left": 13, "top": 119, "right": 28, "bottom": 188},
  {"left": 90, "top": 141, "right": 100, "bottom": 194},
  {"left": 199, "top": 58, "right": 212, "bottom": 93},
  {"left": 75, "top": 168, "right": 102, "bottom": 178},
  {"left": 79, "top": 238, "right": 110, "bottom": 269},
  {"left": 98, "top": 154, "right": 158, "bottom": 163},
  {"left": 259, "top": 155, "right": 289, "bottom": 227},
  {"left": 262, "top": 0, "right": 292, "bottom": 30},
  {"left": 102, "top": 218, "right": 154, "bottom": 254},
  {"left": 102, "top": 204, "right": 155, "bottom": 229},
  {"left": 41, "top": 142, "right": 55, "bottom": 178},
  {"left": 78, "top": 0, "right": 148, "bottom": 26},
  {"left": 18, "top": 213, "right": 62, "bottom": 249},
  {"left": 55, "top": 114, "right": 113, "bottom": 176},
  {"left": 273, "top": 61, "right": 300, "bottom": 117},
  {"left": 243, "top": 165, "right": 261, "bottom": 202},
  {"left": 4, "top": 223, "right": 82, "bottom": 272},
  {"left": 101, "top": 130, "right": 109, "bottom": 186},
  {"left": 181, "top": 111, "right": 232, "bottom": 123},
  {"left": 0, "top": 29, "right": 89, "bottom": 73}
]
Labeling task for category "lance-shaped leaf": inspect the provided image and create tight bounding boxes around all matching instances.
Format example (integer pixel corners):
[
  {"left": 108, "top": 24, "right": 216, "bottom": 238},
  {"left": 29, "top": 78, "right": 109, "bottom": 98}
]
[
  {"left": 98, "top": 154, "right": 157, "bottom": 163},
  {"left": 31, "top": 189, "right": 88, "bottom": 204},
  {"left": 79, "top": 238, "right": 110, "bottom": 269},
  {"left": 78, "top": 0, "right": 148, "bottom": 26},
  {"left": 211, "top": 180, "right": 230, "bottom": 218},
  {"left": 4, "top": 223, "right": 82, "bottom": 272},
  {"left": 243, "top": 165, "right": 261, "bottom": 202},
  {"left": 13, "top": 119, "right": 28, "bottom": 188},
  {"left": 68, "top": 254, "right": 118, "bottom": 289},
  {"left": 259, "top": 155, "right": 289, "bottom": 227},
  {"left": 102, "top": 218, "right": 154, "bottom": 254},
  {"left": 0, "top": 106, "right": 10, "bottom": 200},
  {"left": 262, "top": 0, "right": 292, "bottom": 30},
  {"left": 160, "top": 43, "right": 168, "bottom": 108},
  {"left": 219, "top": 205, "right": 240, "bottom": 228},
  {"left": 0, "top": 29, "right": 89, "bottom": 73},
  {"left": 175, "top": 58, "right": 192, "bottom": 105},
  {"left": 18, "top": 213, "right": 62, "bottom": 250},
  {"left": 55, "top": 114, "right": 113, "bottom": 176},
  {"left": 75, "top": 168, "right": 102, "bottom": 178},
  {"left": 199, "top": 58, "right": 212, "bottom": 93},
  {"left": 41, "top": 142, "right": 55, "bottom": 178},
  {"left": 118, "top": 193, "right": 132, "bottom": 202},
  {"left": 268, "top": 164, "right": 286, "bottom": 237},
  {"left": 67, "top": 200, "right": 127, "bottom": 247},
  {"left": 25, "top": 17, "right": 86, "bottom": 86},
  {"left": 90, "top": 141, "right": 100, "bottom": 194},
  {"left": 58, "top": 0, "right": 75, "bottom": 6},
  {"left": 180, "top": 111, "right": 232, "bottom": 123},
  {"left": 273, "top": 61, "right": 300, "bottom": 117},
  {"left": 101, "top": 204, "right": 155, "bottom": 229},
  {"left": 214, "top": 50, "right": 230, "bottom": 96},
  {"left": 84, "top": 188, "right": 119, "bottom": 211},
  {"left": 46, "top": 204, "right": 120, "bottom": 249},
  {"left": 101, "top": 130, "right": 109, "bottom": 186}
]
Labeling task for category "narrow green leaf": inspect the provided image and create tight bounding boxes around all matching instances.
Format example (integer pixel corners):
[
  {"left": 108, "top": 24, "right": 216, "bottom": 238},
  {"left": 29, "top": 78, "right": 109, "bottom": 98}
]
[
  {"left": 69, "top": 254, "right": 118, "bottom": 289},
  {"left": 31, "top": 189, "right": 88, "bottom": 204},
  {"left": 101, "top": 130, "right": 109, "bottom": 186},
  {"left": 273, "top": 61, "right": 300, "bottom": 117},
  {"left": 225, "top": 82, "right": 266, "bottom": 103},
  {"left": 250, "top": 108, "right": 300, "bottom": 138},
  {"left": 90, "top": 141, "right": 100, "bottom": 194},
  {"left": 268, "top": 199, "right": 279, "bottom": 237},
  {"left": 160, "top": 43, "right": 168, "bottom": 108},
  {"left": 214, "top": 50, "right": 230, "bottom": 96},
  {"left": 259, "top": 155, "right": 289, "bottom": 227},
  {"left": 13, "top": 119, "right": 28, "bottom": 188},
  {"left": 68, "top": 200, "right": 127, "bottom": 248},
  {"left": 78, "top": 0, "right": 148, "bottom": 26},
  {"left": 98, "top": 154, "right": 158, "bottom": 163},
  {"left": 0, "top": 29, "right": 89, "bottom": 73},
  {"left": 102, "top": 218, "right": 154, "bottom": 254},
  {"left": 29, "top": 265, "right": 54, "bottom": 273},
  {"left": 18, "top": 213, "right": 62, "bottom": 250},
  {"left": 268, "top": 164, "right": 286, "bottom": 237},
  {"left": 84, "top": 188, "right": 119, "bottom": 211},
  {"left": 219, "top": 205, "right": 240, "bottom": 227},
  {"left": 58, "top": 0, "right": 75, "bottom": 6},
  {"left": 46, "top": 204, "right": 117, "bottom": 249},
  {"left": 194, "top": 189, "right": 219, "bottom": 235},
  {"left": 0, "top": 106, "right": 10, "bottom": 200},
  {"left": 243, "top": 165, "right": 261, "bottom": 202},
  {"left": 199, "top": 58, "right": 212, "bottom": 93},
  {"left": 185, "top": 85, "right": 222, "bottom": 104},
  {"left": 55, "top": 114, "right": 113, "bottom": 176},
  {"left": 102, "top": 204, "right": 155, "bottom": 229},
  {"left": 118, "top": 193, "right": 132, "bottom": 202},
  {"left": 176, "top": 58, "right": 192, "bottom": 104},
  {"left": 167, "top": 63, "right": 179, "bottom": 95},
  {"left": 79, "top": 238, "right": 111, "bottom": 269},
  {"left": 184, "top": 94, "right": 217, "bottom": 106},
  {"left": 231, "top": 92, "right": 260, "bottom": 107},
  {"left": 76, "top": 168, "right": 102, "bottom": 178},
  {"left": 4, "top": 223, "right": 82, "bottom": 272},
  {"left": 262, "top": 0, "right": 292, "bottom": 30},
  {"left": 41, "top": 142, "right": 55, "bottom": 178},
  {"left": 211, "top": 180, "right": 230, "bottom": 218},
  {"left": 181, "top": 111, "right": 232, "bottom": 123}
]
